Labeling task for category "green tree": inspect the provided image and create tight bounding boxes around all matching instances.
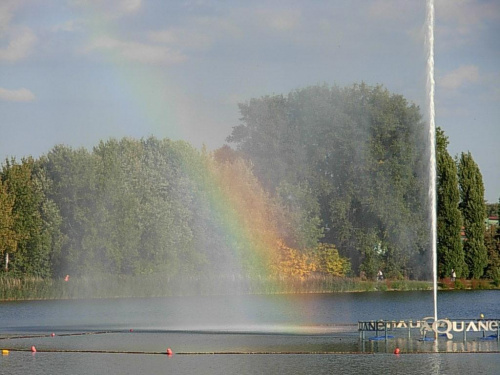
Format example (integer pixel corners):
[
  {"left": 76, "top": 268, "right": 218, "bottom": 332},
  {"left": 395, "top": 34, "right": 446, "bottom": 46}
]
[
  {"left": 274, "top": 181, "right": 323, "bottom": 250},
  {"left": 486, "top": 203, "right": 498, "bottom": 217},
  {"left": 42, "top": 145, "right": 99, "bottom": 276},
  {"left": 484, "top": 198, "right": 500, "bottom": 283},
  {"left": 436, "top": 127, "right": 466, "bottom": 278},
  {"left": 132, "top": 138, "right": 198, "bottom": 275},
  {"left": 42, "top": 138, "right": 205, "bottom": 277},
  {"left": 0, "top": 178, "right": 18, "bottom": 270},
  {"left": 227, "top": 83, "right": 428, "bottom": 279},
  {"left": 1, "top": 157, "right": 61, "bottom": 277},
  {"left": 458, "top": 152, "right": 487, "bottom": 278}
]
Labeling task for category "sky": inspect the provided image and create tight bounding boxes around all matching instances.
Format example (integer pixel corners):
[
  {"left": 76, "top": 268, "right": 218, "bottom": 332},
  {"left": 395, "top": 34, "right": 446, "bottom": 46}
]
[{"left": 1, "top": 0, "right": 499, "bottom": 202}]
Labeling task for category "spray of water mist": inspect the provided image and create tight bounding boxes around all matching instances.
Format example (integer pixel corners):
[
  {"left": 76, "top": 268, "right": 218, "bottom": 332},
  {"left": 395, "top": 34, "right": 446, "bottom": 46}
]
[{"left": 426, "top": 0, "right": 438, "bottom": 322}]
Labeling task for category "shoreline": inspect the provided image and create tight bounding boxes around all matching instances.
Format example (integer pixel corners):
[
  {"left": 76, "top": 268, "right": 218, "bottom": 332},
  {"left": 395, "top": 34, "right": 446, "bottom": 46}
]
[{"left": 0, "top": 275, "right": 497, "bottom": 302}]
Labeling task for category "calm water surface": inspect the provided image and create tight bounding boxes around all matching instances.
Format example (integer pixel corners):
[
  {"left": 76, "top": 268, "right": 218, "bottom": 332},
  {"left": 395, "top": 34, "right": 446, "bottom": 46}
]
[{"left": 1, "top": 290, "right": 499, "bottom": 374}]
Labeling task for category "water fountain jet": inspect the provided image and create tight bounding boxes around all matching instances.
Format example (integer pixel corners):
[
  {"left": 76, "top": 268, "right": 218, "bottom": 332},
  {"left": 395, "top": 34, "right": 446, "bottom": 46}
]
[{"left": 426, "top": 0, "right": 438, "bottom": 325}]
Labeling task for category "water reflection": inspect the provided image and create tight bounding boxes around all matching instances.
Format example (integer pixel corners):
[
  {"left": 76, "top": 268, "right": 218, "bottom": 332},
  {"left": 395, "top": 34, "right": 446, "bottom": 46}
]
[
  {"left": 361, "top": 335, "right": 499, "bottom": 354},
  {"left": 2, "top": 351, "right": 499, "bottom": 375}
]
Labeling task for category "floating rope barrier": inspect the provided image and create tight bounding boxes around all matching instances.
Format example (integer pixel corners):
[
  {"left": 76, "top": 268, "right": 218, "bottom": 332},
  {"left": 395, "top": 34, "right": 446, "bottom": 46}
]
[
  {"left": 2, "top": 348, "right": 500, "bottom": 355},
  {"left": 0, "top": 331, "right": 116, "bottom": 340}
]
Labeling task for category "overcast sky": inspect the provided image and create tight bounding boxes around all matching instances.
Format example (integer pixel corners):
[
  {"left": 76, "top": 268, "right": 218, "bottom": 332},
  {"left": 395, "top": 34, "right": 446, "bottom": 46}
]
[{"left": 1, "top": 0, "right": 499, "bottom": 202}]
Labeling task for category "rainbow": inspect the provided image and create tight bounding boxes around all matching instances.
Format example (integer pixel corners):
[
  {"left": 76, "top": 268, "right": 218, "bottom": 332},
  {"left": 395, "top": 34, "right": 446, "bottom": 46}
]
[
  {"left": 185, "top": 153, "right": 281, "bottom": 277},
  {"left": 70, "top": 4, "right": 331, "bottom": 332},
  {"left": 76, "top": 4, "right": 315, "bottom": 284}
]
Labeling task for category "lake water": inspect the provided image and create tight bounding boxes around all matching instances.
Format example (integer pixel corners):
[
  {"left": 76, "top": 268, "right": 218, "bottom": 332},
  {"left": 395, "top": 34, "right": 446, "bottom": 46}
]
[{"left": 1, "top": 290, "right": 499, "bottom": 374}]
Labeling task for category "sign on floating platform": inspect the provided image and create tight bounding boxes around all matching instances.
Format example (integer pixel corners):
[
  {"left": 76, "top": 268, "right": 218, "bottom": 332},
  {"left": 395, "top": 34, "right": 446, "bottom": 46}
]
[{"left": 358, "top": 317, "right": 500, "bottom": 341}]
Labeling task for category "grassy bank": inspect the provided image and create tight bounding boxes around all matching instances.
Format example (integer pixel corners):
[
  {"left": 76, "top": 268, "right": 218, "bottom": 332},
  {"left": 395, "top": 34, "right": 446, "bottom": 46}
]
[
  {"left": 0, "top": 274, "right": 440, "bottom": 301},
  {"left": 438, "top": 277, "right": 499, "bottom": 290}
]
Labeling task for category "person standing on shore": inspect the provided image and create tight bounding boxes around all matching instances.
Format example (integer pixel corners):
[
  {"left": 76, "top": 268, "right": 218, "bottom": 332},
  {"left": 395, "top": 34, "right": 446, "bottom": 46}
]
[{"left": 377, "top": 270, "right": 383, "bottom": 281}]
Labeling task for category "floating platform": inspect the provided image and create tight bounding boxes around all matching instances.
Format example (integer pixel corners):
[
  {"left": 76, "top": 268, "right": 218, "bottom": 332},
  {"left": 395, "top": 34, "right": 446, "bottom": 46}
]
[{"left": 358, "top": 318, "right": 500, "bottom": 342}]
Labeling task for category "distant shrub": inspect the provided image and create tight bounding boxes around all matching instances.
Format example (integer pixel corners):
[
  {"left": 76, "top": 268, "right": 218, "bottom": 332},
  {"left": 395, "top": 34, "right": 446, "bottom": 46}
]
[
  {"left": 377, "top": 283, "right": 388, "bottom": 292},
  {"left": 474, "top": 280, "right": 491, "bottom": 290},
  {"left": 454, "top": 279, "right": 466, "bottom": 290},
  {"left": 391, "top": 281, "right": 407, "bottom": 291},
  {"left": 493, "top": 277, "right": 500, "bottom": 288},
  {"left": 440, "top": 277, "right": 454, "bottom": 289}
]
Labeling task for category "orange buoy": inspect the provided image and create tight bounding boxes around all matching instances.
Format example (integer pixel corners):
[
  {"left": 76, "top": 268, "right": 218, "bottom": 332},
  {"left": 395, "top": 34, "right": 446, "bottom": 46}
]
[
  {"left": 31, "top": 345, "right": 37, "bottom": 353},
  {"left": 51, "top": 333, "right": 55, "bottom": 337},
  {"left": 166, "top": 348, "right": 173, "bottom": 356},
  {"left": 2, "top": 350, "right": 9, "bottom": 355},
  {"left": 394, "top": 347, "right": 400, "bottom": 354}
]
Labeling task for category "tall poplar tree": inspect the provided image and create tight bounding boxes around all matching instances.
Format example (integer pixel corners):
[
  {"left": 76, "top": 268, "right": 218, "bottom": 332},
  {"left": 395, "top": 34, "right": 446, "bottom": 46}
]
[
  {"left": 458, "top": 152, "right": 487, "bottom": 278},
  {"left": 0, "top": 179, "right": 18, "bottom": 271},
  {"left": 436, "top": 128, "right": 465, "bottom": 277}
]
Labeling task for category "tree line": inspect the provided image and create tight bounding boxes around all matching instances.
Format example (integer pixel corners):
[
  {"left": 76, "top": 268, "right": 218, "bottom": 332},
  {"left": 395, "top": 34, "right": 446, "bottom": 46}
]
[
  {"left": 437, "top": 129, "right": 499, "bottom": 280},
  {"left": 0, "top": 137, "right": 348, "bottom": 279},
  {"left": 0, "top": 83, "right": 498, "bottom": 281}
]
